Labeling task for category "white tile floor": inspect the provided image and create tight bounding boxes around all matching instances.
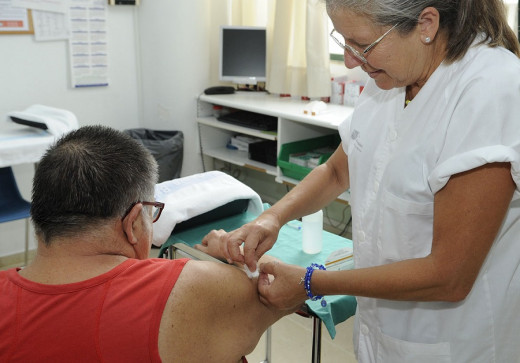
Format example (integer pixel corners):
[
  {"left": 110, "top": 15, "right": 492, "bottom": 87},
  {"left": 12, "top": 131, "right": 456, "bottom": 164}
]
[{"left": 246, "top": 314, "right": 357, "bottom": 363}]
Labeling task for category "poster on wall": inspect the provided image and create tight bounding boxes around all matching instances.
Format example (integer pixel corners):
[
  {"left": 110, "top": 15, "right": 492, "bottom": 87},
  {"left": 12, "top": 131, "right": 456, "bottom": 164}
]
[
  {"left": 32, "top": 9, "right": 70, "bottom": 41},
  {"left": 9, "top": 0, "right": 71, "bottom": 41},
  {"left": 69, "top": 0, "right": 109, "bottom": 88},
  {"left": 0, "top": 0, "right": 34, "bottom": 34}
]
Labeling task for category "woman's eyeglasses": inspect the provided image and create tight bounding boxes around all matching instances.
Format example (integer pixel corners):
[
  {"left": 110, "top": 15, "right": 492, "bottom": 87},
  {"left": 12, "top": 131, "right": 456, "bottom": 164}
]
[
  {"left": 330, "top": 23, "right": 400, "bottom": 63},
  {"left": 122, "top": 201, "right": 165, "bottom": 223}
]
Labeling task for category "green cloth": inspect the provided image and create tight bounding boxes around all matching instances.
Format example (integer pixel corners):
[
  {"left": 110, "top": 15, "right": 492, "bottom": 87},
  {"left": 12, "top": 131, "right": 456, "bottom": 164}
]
[{"left": 158, "top": 204, "right": 356, "bottom": 338}]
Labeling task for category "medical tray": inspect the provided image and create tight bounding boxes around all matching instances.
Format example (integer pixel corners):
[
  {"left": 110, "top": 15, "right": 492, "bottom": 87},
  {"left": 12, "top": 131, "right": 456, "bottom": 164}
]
[{"left": 278, "top": 134, "right": 341, "bottom": 180}]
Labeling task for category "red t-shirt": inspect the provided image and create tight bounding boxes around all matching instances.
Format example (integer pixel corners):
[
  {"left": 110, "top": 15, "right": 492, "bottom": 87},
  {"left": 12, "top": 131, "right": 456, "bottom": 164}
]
[{"left": 0, "top": 258, "right": 188, "bottom": 362}]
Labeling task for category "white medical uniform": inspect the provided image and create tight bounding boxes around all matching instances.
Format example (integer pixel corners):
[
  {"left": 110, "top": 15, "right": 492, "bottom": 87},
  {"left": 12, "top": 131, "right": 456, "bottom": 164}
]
[{"left": 339, "top": 39, "right": 520, "bottom": 363}]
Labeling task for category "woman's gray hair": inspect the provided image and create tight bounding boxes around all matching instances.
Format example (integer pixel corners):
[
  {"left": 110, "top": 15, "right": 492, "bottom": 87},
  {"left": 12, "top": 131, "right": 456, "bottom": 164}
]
[
  {"left": 31, "top": 125, "right": 159, "bottom": 244},
  {"left": 325, "top": 0, "right": 520, "bottom": 61}
]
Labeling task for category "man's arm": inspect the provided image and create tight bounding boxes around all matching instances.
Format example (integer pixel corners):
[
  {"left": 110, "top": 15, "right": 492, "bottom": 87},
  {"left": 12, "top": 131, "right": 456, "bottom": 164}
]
[{"left": 159, "top": 259, "right": 294, "bottom": 362}]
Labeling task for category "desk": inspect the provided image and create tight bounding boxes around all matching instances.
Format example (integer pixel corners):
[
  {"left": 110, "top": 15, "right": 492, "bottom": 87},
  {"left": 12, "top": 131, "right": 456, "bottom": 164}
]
[
  {"left": 0, "top": 125, "right": 55, "bottom": 168},
  {"left": 158, "top": 208, "right": 357, "bottom": 363}
]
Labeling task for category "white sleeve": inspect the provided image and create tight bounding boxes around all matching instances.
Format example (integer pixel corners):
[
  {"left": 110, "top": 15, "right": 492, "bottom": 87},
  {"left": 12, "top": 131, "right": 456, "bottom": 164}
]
[
  {"left": 338, "top": 114, "right": 352, "bottom": 155},
  {"left": 428, "top": 57, "right": 520, "bottom": 198},
  {"left": 429, "top": 145, "right": 520, "bottom": 194}
]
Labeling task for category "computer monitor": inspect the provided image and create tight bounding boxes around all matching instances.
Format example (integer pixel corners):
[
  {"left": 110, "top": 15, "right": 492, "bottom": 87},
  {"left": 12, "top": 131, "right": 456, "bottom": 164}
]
[{"left": 219, "top": 26, "right": 267, "bottom": 86}]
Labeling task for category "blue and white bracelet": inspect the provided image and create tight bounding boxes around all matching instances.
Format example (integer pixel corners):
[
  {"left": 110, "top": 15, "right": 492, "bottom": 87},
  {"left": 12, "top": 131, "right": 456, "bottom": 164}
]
[{"left": 300, "top": 263, "right": 327, "bottom": 307}]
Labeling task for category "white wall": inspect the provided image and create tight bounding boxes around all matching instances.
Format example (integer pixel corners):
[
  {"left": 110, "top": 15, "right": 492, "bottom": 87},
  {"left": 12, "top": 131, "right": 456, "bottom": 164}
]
[
  {"left": 0, "top": 2, "right": 211, "bottom": 257},
  {"left": 0, "top": 7, "right": 142, "bottom": 134},
  {"left": 0, "top": 0, "right": 360, "bottom": 258},
  {"left": 137, "top": 0, "right": 210, "bottom": 177}
]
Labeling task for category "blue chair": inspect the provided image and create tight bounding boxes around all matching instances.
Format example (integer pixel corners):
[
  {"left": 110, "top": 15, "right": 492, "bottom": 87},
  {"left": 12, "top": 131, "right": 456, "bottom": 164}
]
[{"left": 0, "top": 167, "right": 31, "bottom": 266}]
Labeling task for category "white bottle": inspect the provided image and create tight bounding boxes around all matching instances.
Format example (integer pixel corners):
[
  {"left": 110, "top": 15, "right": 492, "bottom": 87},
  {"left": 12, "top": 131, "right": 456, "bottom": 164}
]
[{"left": 302, "top": 210, "right": 323, "bottom": 254}]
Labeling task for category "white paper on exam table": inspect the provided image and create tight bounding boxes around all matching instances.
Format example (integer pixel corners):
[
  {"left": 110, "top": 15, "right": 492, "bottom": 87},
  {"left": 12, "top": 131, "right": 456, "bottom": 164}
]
[{"left": 325, "top": 247, "right": 354, "bottom": 271}]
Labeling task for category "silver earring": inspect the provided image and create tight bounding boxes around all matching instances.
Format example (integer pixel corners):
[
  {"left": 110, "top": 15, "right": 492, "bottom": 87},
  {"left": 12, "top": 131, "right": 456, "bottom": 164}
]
[{"left": 425, "top": 37, "right": 431, "bottom": 43}]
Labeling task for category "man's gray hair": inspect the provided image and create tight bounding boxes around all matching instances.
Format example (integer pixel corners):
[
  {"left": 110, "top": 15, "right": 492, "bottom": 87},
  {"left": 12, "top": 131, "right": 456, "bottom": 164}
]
[{"left": 31, "top": 125, "right": 159, "bottom": 244}]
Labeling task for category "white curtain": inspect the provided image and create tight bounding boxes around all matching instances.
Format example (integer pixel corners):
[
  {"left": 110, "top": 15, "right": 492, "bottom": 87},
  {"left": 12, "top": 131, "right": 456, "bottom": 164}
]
[
  {"left": 208, "top": 0, "right": 331, "bottom": 98},
  {"left": 268, "top": 0, "right": 331, "bottom": 98}
]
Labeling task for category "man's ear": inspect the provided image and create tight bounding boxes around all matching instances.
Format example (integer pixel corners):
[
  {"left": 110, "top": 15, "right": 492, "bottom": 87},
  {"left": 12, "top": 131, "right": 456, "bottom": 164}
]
[
  {"left": 122, "top": 203, "right": 143, "bottom": 246},
  {"left": 417, "top": 6, "right": 440, "bottom": 44}
]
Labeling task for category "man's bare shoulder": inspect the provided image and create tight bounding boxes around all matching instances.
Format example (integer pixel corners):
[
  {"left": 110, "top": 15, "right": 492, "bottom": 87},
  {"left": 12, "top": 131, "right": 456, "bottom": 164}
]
[
  {"left": 180, "top": 260, "right": 260, "bottom": 310},
  {"left": 158, "top": 259, "right": 270, "bottom": 362}
]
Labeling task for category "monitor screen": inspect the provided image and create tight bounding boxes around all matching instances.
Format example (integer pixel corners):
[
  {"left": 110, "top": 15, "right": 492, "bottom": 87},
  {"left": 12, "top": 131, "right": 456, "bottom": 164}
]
[{"left": 219, "top": 26, "right": 267, "bottom": 85}]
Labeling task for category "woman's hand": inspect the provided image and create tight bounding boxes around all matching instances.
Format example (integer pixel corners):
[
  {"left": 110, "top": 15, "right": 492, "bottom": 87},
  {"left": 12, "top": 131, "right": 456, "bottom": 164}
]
[
  {"left": 217, "top": 212, "right": 282, "bottom": 272},
  {"left": 257, "top": 261, "right": 308, "bottom": 311}
]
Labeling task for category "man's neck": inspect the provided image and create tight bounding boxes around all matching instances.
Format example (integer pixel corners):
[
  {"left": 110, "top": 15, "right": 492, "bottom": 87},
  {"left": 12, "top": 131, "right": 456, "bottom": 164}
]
[{"left": 19, "top": 237, "right": 132, "bottom": 284}]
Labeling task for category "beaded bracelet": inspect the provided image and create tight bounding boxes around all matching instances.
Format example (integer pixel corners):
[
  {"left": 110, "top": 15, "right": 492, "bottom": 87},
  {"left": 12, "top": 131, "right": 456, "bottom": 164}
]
[{"left": 301, "top": 263, "right": 327, "bottom": 307}]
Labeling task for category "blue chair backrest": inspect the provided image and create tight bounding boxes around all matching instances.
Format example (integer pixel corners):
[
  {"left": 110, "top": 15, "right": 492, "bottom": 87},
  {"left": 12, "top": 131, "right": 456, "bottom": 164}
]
[
  {"left": 0, "top": 167, "right": 24, "bottom": 206},
  {"left": 0, "top": 167, "right": 31, "bottom": 223}
]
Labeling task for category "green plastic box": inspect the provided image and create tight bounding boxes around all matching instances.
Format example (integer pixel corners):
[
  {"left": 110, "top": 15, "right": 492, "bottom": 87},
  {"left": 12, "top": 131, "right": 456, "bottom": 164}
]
[{"left": 278, "top": 134, "right": 341, "bottom": 180}]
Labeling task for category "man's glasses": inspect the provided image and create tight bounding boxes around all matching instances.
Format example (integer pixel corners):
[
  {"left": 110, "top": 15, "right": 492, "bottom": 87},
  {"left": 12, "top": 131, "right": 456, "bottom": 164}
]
[
  {"left": 122, "top": 201, "right": 165, "bottom": 223},
  {"left": 330, "top": 23, "right": 399, "bottom": 64}
]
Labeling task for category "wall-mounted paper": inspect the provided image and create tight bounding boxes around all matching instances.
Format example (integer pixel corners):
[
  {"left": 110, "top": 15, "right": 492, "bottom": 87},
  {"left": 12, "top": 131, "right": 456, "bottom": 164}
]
[
  {"left": 69, "top": 0, "right": 108, "bottom": 88},
  {"left": 0, "top": 0, "right": 33, "bottom": 34},
  {"left": 33, "top": 9, "right": 70, "bottom": 41}
]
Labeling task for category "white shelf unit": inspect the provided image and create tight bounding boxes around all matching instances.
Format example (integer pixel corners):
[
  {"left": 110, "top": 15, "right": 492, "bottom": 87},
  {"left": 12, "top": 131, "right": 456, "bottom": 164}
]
[
  {"left": 197, "top": 116, "right": 278, "bottom": 176},
  {"left": 197, "top": 92, "right": 354, "bottom": 202}
]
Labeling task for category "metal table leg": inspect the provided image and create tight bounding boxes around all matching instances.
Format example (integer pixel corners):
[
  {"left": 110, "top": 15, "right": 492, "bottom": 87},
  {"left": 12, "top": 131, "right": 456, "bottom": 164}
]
[
  {"left": 311, "top": 316, "right": 322, "bottom": 363},
  {"left": 296, "top": 306, "right": 322, "bottom": 363},
  {"left": 259, "top": 326, "right": 271, "bottom": 363}
]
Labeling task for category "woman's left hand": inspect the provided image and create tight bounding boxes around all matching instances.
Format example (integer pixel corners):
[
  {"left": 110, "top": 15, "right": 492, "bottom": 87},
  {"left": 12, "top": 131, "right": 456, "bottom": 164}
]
[{"left": 258, "top": 261, "right": 308, "bottom": 310}]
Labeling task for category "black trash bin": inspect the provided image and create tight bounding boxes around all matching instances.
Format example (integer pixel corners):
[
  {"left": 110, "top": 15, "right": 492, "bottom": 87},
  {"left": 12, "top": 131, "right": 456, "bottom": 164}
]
[{"left": 124, "top": 128, "right": 183, "bottom": 183}]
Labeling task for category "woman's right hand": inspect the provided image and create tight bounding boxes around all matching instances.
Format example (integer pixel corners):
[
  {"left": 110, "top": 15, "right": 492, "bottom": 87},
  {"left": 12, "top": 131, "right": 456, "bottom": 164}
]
[
  {"left": 221, "top": 211, "right": 282, "bottom": 272},
  {"left": 258, "top": 261, "right": 308, "bottom": 310}
]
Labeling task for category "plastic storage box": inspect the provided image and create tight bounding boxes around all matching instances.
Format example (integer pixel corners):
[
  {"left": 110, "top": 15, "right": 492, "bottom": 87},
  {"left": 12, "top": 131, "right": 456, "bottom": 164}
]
[{"left": 278, "top": 134, "right": 341, "bottom": 180}]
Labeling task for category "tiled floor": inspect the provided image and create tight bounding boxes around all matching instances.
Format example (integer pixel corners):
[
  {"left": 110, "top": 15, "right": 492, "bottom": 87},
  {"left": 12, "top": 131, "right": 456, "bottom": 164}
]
[{"left": 246, "top": 313, "right": 357, "bottom": 362}]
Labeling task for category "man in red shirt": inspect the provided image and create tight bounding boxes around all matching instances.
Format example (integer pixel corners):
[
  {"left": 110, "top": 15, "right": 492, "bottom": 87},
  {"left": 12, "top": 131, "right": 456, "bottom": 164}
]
[{"left": 0, "top": 125, "right": 294, "bottom": 363}]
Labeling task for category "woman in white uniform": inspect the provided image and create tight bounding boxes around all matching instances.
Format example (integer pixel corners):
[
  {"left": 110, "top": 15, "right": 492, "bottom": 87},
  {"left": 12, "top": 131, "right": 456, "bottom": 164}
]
[{"left": 204, "top": 0, "right": 520, "bottom": 361}]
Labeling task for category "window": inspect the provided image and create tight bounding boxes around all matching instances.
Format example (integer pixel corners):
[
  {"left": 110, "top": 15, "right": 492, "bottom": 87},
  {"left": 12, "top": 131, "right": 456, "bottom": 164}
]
[
  {"left": 504, "top": 0, "right": 519, "bottom": 39},
  {"left": 328, "top": 18, "right": 344, "bottom": 61}
]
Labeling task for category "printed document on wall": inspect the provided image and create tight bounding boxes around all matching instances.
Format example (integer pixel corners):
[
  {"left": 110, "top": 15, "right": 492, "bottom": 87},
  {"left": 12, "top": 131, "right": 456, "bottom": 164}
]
[
  {"left": 9, "top": 0, "right": 70, "bottom": 41},
  {"left": 32, "top": 10, "right": 70, "bottom": 41},
  {"left": 11, "top": 0, "right": 68, "bottom": 13},
  {"left": 69, "top": 0, "right": 108, "bottom": 88},
  {"left": 0, "top": 0, "right": 32, "bottom": 33}
]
